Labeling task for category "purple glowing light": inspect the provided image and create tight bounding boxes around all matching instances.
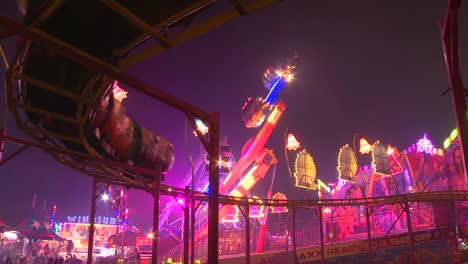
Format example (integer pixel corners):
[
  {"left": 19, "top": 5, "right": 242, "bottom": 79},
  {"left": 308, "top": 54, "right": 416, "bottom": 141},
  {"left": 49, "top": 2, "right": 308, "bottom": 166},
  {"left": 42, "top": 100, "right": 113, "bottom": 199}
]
[
  {"left": 416, "top": 133, "right": 434, "bottom": 154},
  {"left": 177, "top": 198, "right": 185, "bottom": 206}
]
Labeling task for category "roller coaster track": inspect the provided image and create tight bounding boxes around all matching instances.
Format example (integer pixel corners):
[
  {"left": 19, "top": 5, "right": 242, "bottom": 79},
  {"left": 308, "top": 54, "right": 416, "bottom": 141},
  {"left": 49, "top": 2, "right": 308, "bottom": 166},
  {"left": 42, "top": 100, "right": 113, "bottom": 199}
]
[
  {"left": 0, "top": 0, "right": 282, "bottom": 190},
  {"left": 210, "top": 190, "right": 468, "bottom": 208}
]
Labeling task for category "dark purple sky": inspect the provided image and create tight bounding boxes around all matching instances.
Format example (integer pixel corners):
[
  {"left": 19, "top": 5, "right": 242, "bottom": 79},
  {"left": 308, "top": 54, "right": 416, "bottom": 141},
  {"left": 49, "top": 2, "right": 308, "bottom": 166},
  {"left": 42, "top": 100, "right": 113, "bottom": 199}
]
[{"left": 0, "top": 0, "right": 467, "bottom": 233}]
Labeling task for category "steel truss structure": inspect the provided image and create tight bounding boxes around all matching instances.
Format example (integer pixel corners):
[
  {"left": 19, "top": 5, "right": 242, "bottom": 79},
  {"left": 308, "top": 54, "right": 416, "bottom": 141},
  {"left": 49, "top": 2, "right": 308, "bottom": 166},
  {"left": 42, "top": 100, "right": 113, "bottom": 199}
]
[{"left": 0, "top": 0, "right": 467, "bottom": 263}]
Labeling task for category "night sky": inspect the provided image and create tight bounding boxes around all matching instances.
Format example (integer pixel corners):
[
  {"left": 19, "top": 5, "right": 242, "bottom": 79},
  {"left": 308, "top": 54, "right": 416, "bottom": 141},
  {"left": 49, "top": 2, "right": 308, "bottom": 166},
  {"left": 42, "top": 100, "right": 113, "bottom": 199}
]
[{"left": 1, "top": 0, "right": 467, "bottom": 233}]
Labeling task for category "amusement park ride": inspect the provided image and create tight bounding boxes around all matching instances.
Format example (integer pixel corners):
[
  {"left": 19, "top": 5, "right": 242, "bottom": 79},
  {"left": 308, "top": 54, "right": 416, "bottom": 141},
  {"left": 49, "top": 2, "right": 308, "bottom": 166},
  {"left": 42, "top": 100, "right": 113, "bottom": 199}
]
[
  {"left": 154, "top": 55, "right": 296, "bottom": 259},
  {"left": 1, "top": 0, "right": 468, "bottom": 263}
]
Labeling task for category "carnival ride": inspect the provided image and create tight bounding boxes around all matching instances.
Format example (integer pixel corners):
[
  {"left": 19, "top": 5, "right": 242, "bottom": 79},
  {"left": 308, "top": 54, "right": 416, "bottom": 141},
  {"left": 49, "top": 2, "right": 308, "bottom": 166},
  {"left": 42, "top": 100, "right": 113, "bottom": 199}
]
[
  {"left": 0, "top": 1, "right": 283, "bottom": 263},
  {"left": 1, "top": 0, "right": 468, "bottom": 263},
  {"left": 155, "top": 57, "right": 296, "bottom": 258}
]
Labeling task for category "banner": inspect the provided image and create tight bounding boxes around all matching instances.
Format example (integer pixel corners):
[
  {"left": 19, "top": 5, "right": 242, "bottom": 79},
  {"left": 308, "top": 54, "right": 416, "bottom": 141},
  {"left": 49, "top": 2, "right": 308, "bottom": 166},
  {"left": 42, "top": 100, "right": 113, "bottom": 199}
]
[
  {"left": 219, "top": 228, "right": 459, "bottom": 264},
  {"left": 57, "top": 222, "right": 118, "bottom": 249}
]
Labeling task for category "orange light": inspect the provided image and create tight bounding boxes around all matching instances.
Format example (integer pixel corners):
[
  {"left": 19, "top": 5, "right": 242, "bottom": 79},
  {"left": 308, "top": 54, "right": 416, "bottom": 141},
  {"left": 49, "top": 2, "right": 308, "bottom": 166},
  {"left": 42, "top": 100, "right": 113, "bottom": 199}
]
[
  {"left": 112, "top": 82, "right": 128, "bottom": 102},
  {"left": 271, "top": 192, "right": 288, "bottom": 213},
  {"left": 221, "top": 206, "right": 240, "bottom": 223},
  {"left": 359, "top": 138, "right": 373, "bottom": 154},
  {"left": 248, "top": 196, "right": 265, "bottom": 218},
  {"left": 286, "top": 133, "right": 301, "bottom": 151}
]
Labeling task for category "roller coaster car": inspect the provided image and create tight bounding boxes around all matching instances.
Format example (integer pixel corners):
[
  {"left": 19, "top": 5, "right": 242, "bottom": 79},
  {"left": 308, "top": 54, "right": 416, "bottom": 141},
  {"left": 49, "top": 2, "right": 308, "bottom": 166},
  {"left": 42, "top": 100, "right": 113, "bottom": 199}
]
[{"left": 15, "top": 1, "right": 214, "bottom": 183}]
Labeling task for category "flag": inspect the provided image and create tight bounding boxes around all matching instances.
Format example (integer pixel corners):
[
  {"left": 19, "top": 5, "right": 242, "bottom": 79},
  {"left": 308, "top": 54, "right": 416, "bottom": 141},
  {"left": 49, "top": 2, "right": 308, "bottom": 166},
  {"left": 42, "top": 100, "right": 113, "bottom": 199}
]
[{"left": 32, "top": 193, "right": 37, "bottom": 209}]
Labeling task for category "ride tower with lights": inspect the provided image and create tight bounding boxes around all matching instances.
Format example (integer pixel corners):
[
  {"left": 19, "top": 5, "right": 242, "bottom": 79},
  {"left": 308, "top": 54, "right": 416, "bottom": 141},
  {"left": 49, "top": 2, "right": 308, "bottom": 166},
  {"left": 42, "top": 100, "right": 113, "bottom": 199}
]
[{"left": 192, "top": 55, "right": 297, "bottom": 245}]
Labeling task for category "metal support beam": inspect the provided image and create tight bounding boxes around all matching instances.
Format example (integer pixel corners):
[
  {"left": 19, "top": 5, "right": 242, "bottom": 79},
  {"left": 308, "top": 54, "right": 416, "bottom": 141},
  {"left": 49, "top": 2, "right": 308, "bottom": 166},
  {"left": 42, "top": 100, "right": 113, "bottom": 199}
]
[
  {"left": 318, "top": 206, "right": 325, "bottom": 264},
  {"left": 30, "top": 0, "right": 64, "bottom": 26},
  {"left": 244, "top": 203, "right": 251, "bottom": 264},
  {"left": 0, "top": 44, "right": 9, "bottom": 70},
  {"left": 100, "top": 0, "right": 172, "bottom": 48},
  {"left": 441, "top": 0, "right": 468, "bottom": 182},
  {"left": 404, "top": 202, "right": 415, "bottom": 264},
  {"left": 0, "top": 44, "right": 8, "bottom": 164},
  {"left": 151, "top": 165, "right": 161, "bottom": 264},
  {"left": 190, "top": 190, "right": 196, "bottom": 264},
  {"left": 207, "top": 113, "right": 220, "bottom": 263},
  {"left": 0, "top": 145, "right": 29, "bottom": 166},
  {"left": 120, "top": 0, "right": 281, "bottom": 68},
  {"left": 0, "top": 14, "right": 214, "bottom": 124},
  {"left": 1, "top": 134, "right": 162, "bottom": 181},
  {"left": 184, "top": 186, "right": 190, "bottom": 264},
  {"left": 10, "top": 71, "right": 94, "bottom": 104},
  {"left": 291, "top": 206, "right": 298, "bottom": 264},
  {"left": 366, "top": 206, "right": 373, "bottom": 262},
  {"left": 86, "top": 178, "right": 98, "bottom": 264},
  {"left": 0, "top": 129, "right": 6, "bottom": 164}
]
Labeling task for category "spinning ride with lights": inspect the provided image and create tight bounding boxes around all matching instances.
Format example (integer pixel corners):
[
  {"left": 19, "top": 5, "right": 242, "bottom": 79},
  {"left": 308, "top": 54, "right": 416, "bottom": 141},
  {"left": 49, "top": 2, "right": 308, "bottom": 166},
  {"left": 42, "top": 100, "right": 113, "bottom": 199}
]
[{"left": 194, "top": 56, "right": 297, "bottom": 241}]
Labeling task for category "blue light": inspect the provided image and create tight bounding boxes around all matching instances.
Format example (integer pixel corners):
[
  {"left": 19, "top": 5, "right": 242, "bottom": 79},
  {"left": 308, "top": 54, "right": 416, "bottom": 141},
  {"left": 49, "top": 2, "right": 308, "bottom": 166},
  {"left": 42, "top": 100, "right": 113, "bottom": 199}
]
[
  {"left": 204, "top": 184, "right": 210, "bottom": 194},
  {"left": 265, "top": 77, "right": 286, "bottom": 105}
]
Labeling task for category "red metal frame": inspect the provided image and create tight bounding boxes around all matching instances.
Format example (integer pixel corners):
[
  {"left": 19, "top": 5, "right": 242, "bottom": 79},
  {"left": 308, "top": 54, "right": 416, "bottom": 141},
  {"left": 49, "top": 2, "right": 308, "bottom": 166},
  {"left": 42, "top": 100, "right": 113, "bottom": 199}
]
[{"left": 441, "top": 0, "right": 468, "bottom": 182}]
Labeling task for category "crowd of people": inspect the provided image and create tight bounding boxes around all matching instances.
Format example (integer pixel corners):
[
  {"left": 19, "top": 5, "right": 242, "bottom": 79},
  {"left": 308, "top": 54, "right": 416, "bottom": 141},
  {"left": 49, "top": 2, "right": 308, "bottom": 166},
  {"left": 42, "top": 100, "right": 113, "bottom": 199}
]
[{"left": 0, "top": 254, "right": 82, "bottom": 264}]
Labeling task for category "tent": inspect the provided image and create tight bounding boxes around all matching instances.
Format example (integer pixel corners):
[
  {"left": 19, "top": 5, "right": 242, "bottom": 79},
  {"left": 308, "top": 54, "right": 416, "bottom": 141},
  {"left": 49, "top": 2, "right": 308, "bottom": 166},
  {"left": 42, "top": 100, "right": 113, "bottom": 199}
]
[{"left": 15, "top": 215, "right": 64, "bottom": 241}]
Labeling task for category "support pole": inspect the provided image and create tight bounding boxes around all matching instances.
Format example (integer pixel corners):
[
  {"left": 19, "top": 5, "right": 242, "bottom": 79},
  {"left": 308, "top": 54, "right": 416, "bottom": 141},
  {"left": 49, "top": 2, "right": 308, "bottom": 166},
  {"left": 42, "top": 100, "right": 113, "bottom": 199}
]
[
  {"left": 245, "top": 203, "right": 251, "bottom": 264},
  {"left": 0, "top": 43, "right": 8, "bottom": 163},
  {"left": 114, "top": 189, "right": 121, "bottom": 263},
  {"left": 291, "top": 206, "right": 298, "bottom": 264},
  {"left": 190, "top": 191, "right": 196, "bottom": 264},
  {"left": 208, "top": 113, "right": 220, "bottom": 263},
  {"left": 318, "top": 206, "right": 325, "bottom": 264},
  {"left": 404, "top": 202, "right": 415, "bottom": 264},
  {"left": 366, "top": 206, "right": 373, "bottom": 262},
  {"left": 87, "top": 178, "right": 98, "bottom": 264},
  {"left": 151, "top": 165, "right": 161, "bottom": 264},
  {"left": 441, "top": 0, "right": 468, "bottom": 181},
  {"left": 257, "top": 164, "right": 277, "bottom": 252},
  {"left": 184, "top": 186, "right": 190, "bottom": 264},
  {"left": 0, "top": 128, "right": 6, "bottom": 163}
]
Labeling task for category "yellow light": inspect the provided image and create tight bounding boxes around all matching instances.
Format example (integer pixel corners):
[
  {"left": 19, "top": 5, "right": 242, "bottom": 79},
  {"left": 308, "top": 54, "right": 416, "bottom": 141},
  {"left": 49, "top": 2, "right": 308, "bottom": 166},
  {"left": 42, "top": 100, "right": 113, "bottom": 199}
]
[
  {"left": 317, "top": 179, "right": 332, "bottom": 192},
  {"left": 270, "top": 192, "right": 288, "bottom": 213},
  {"left": 220, "top": 206, "right": 240, "bottom": 223},
  {"left": 112, "top": 82, "right": 128, "bottom": 102},
  {"left": 267, "top": 107, "right": 282, "bottom": 124},
  {"left": 443, "top": 139, "right": 451, "bottom": 149},
  {"left": 294, "top": 149, "right": 317, "bottom": 189},
  {"left": 248, "top": 196, "right": 265, "bottom": 218},
  {"left": 387, "top": 145, "right": 394, "bottom": 155},
  {"left": 359, "top": 138, "right": 373, "bottom": 154},
  {"left": 372, "top": 141, "right": 391, "bottom": 176},
  {"left": 337, "top": 144, "right": 358, "bottom": 182},
  {"left": 444, "top": 128, "right": 458, "bottom": 149},
  {"left": 450, "top": 128, "right": 458, "bottom": 140},
  {"left": 286, "top": 133, "right": 301, "bottom": 151}
]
